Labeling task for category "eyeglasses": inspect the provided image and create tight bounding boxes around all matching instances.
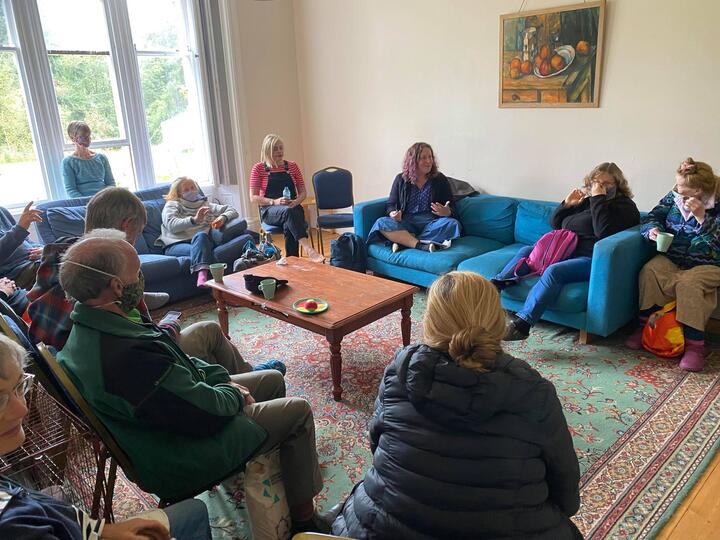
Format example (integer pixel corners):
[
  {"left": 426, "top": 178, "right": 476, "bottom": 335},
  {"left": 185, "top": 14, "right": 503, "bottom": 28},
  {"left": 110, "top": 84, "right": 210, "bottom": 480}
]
[{"left": 0, "top": 373, "right": 35, "bottom": 412}]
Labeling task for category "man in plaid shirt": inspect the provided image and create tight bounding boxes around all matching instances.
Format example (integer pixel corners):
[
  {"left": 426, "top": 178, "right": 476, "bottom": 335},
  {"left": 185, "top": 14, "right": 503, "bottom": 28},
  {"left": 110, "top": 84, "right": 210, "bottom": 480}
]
[{"left": 26, "top": 187, "right": 258, "bottom": 375}]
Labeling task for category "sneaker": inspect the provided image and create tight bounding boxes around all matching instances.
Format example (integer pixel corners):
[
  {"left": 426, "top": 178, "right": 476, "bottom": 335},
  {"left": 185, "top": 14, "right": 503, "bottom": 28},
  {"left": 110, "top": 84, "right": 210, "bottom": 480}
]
[
  {"left": 143, "top": 292, "right": 170, "bottom": 311},
  {"left": 252, "top": 359, "right": 287, "bottom": 376},
  {"left": 503, "top": 317, "right": 530, "bottom": 341},
  {"left": 392, "top": 242, "right": 402, "bottom": 253}
]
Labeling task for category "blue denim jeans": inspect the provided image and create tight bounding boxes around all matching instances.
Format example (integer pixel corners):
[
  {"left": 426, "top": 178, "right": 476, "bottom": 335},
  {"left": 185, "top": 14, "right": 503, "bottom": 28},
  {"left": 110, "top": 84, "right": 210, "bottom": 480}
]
[
  {"left": 165, "top": 231, "right": 216, "bottom": 273},
  {"left": 368, "top": 212, "right": 462, "bottom": 244},
  {"left": 163, "top": 498, "right": 212, "bottom": 540},
  {"left": 495, "top": 246, "right": 592, "bottom": 326}
]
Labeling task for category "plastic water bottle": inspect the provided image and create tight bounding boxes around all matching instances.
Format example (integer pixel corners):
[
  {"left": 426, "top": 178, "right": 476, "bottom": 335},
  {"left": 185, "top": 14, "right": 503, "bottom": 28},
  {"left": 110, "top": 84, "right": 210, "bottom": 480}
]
[{"left": 282, "top": 186, "right": 292, "bottom": 200}]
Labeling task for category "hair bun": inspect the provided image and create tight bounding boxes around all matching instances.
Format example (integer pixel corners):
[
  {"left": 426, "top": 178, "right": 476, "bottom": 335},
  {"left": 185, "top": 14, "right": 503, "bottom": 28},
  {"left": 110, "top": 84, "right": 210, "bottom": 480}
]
[{"left": 679, "top": 158, "right": 697, "bottom": 175}]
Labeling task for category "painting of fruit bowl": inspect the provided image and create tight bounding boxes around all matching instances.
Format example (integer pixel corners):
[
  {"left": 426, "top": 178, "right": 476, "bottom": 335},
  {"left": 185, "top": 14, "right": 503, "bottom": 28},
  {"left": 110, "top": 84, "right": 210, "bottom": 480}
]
[
  {"left": 533, "top": 45, "right": 575, "bottom": 78},
  {"left": 499, "top": 1, "right": 605, "bottom": 107}
]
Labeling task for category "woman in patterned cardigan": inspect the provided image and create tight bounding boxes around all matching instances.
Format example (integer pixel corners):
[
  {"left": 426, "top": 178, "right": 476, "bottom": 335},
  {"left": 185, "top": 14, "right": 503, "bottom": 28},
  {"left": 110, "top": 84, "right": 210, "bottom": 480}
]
[{"left": 626, "top": 158, "right": 720, "bottom": 371}]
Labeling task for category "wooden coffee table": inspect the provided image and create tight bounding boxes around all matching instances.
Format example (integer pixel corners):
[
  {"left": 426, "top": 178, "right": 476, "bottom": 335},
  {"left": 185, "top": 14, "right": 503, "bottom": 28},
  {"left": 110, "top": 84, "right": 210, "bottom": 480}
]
[{"left": 205, "top": 257, "right": 418, "bottom": 401}]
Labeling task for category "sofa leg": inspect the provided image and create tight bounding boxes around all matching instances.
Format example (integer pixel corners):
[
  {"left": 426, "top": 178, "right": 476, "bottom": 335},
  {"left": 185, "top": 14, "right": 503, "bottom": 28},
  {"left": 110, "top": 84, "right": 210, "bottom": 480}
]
[{"left": 578, "top": 330, "right": 589, "bottom": 345}]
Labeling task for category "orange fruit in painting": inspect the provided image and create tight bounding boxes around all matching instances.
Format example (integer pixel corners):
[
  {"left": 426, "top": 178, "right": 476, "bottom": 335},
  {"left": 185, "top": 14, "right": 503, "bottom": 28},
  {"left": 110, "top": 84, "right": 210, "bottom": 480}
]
[
  {"left": 550, "top": 54, "right": 565, "bottom": 71},
  {"left": 577, "top": 40, "right": 590, "bottom": 55},
  {"left": 510, "top": 57, "right": 522, "bottom": 70},
  {"left": 539, "top": 45, "right": 551, "bottom": 60},
  {"left": 510, "top": 67, "right": 521, "bottom": 79},
  {"left": 539, "top": 61, "right": 552, "bottom": 77},
  {"left": 520, "top": 60, "right": 532, "bottom": 75},
  {"left": 534, "top": 55, "right": 543, "bottom": 68}
]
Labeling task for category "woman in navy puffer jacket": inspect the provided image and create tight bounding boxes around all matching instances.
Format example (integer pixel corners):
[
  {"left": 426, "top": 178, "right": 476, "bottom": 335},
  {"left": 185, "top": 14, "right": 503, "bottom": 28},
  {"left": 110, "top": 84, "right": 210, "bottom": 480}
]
[{"left": 332, "top": 271, "right": 583, "bottom": 540}]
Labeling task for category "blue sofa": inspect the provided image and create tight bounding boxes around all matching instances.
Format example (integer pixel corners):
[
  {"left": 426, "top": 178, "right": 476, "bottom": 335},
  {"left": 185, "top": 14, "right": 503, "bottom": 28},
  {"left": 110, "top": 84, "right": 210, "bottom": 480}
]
[
  {"left": 35, "top": 185, "right": 256, "bottom": 302},
  {"left": 355, "top": 194, "right": 654, "bottom": 338}
]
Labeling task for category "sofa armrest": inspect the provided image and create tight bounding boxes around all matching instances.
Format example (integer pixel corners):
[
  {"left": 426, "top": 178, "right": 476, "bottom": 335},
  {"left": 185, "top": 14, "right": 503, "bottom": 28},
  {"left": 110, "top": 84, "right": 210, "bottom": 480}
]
[
  {"left": 354, "top": 198, "right": 388, "bottom": 241},
  {"left": 586, "top": 226, "right": 656, "bottom": 336}
]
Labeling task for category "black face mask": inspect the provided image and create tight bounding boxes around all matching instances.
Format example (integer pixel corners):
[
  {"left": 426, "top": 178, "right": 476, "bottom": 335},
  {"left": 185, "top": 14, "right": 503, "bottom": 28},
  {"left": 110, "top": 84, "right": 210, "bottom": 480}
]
[{"left": 243, "top": 275, "right": 288, "bottom": 296}]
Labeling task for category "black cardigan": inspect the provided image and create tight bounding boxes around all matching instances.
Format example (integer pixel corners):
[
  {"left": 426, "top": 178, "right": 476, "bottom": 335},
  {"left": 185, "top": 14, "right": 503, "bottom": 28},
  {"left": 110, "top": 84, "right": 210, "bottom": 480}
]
[
  {"left": 385, "top": 172, "right": 457, "bottom": 218},
  {"left": 333, "top": 344, "right": 583, "bottom": 540},
  {"left": 551, "top": 194, "right": 640, "bottom": 257}
]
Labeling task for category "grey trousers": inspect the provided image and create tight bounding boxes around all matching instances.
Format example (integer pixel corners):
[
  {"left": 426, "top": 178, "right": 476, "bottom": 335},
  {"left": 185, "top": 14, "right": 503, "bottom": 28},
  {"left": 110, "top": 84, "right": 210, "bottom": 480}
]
[
  {"left": 231, "top": 370, "right": 323, "bottom": 506},
  {"left": 178, "top": 320, "right": 252, "bottom": 374}
]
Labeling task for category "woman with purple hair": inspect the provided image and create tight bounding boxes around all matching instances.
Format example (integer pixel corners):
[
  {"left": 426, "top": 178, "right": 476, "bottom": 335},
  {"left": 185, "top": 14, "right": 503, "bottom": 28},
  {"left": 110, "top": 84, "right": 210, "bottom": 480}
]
[{"left": 367, "top": 142, "right": 461, "bottom": 252}]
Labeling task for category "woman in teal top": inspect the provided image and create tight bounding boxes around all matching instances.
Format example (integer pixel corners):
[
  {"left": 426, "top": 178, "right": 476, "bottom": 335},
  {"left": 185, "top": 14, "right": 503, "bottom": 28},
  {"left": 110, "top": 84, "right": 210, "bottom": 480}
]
[{"left": 61, "top": 121, "right": 116, "bottom": 198}]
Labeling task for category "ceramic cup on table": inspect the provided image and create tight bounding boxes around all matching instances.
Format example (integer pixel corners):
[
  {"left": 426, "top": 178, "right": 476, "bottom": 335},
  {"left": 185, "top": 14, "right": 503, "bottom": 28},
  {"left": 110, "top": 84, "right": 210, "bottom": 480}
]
[
  {"left": 258, "top": 279, "right": 276, "bottom": 300},
  {"left": 209, "top": 263, "right": 227, "bottom": 283}
]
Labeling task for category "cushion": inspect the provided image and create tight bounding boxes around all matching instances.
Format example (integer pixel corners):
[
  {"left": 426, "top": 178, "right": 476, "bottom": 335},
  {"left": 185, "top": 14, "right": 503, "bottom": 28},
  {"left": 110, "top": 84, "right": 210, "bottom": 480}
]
[
  {"left": 317, "top": 213, "right": 354, "bottom": 228},
  {"left": 139, "top": 254, "right": 190, "bottom": 282},
  {"left": 368, "top": 236, "right": 504, "bottom": 275},
  {"left": 46, "top": 206, "right": 86, "bottom": 239},
  {"left": 458, "top": 244, "right": 588, "bottom": 313},
  {"left": 141, "top": 200, "right": 166, "bottom": 254},
  {"left": 455, "top": 195, "right": 517, "bottom": 244},
  {"left": 210, "top": 217, "right": 248, "bottom": 244},
  {"left": 514, "top": 200, "right": 558, "bottom": 245}
]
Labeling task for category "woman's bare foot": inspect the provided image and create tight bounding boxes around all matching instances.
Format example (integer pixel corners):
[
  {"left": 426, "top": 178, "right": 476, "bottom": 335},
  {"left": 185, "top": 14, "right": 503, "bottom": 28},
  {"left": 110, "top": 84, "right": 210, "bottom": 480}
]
[{"left": 306, "top": 247, "right": 325, "bottom": 264}]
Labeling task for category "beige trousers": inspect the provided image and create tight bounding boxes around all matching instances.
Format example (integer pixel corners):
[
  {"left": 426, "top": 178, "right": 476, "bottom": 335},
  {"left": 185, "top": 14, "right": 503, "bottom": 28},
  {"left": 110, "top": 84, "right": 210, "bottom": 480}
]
[
  {"left": 178, "top": 320, "right": 252, "bottom": 374},
  {"left": 231, "top": 370, "right": 323, "bottom": 506},
  {"left": 639, "top": 255, "right": 720, "bottom": 330}
]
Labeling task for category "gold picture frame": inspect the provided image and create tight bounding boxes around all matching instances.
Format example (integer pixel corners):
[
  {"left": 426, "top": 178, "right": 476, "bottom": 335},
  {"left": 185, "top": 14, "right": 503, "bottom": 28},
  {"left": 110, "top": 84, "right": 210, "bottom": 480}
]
[{"left": 499, "top": 0, "right": 606, "bottom": 108}]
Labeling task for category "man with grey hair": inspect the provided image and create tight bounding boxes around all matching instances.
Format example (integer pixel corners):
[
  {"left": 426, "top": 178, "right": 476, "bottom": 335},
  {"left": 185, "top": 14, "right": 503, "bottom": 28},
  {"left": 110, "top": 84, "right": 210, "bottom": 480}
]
[
  {"left": 26, "top": 188, "right": 274, "bottom": 378},
  {"left": 57, "top": 234, "right": 326, "bottom": 533}
]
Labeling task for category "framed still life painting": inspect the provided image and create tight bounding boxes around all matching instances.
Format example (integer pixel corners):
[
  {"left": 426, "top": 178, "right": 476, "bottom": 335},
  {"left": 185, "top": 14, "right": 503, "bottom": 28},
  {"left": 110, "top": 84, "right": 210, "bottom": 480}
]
[{"left": 499, "top": 0, "right": 605, "bottom": 108}]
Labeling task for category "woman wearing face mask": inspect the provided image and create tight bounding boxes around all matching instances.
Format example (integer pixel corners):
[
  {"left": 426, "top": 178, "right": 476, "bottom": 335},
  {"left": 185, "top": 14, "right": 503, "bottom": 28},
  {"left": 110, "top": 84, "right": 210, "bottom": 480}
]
[
  {"left": 156, "top": 176, "right": 240, "bottom": 287},
  {"left": 62, "top": 121, "right": 116, "bottom": 198},
  {"left": 498, "top": 162, "right": 640, "bottom": 341},
  {"left": 0, "top": 334, "right": 212, "bottom": 539},
  {"left": 625, "top": 158, "right": 720, "bottom": 371}
]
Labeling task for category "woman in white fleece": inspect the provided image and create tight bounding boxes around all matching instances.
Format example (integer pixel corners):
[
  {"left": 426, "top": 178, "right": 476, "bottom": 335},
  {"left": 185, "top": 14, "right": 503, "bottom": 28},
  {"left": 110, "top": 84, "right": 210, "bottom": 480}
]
[{"left": 156, "top": 177, "right": 239, "bottom": 287}]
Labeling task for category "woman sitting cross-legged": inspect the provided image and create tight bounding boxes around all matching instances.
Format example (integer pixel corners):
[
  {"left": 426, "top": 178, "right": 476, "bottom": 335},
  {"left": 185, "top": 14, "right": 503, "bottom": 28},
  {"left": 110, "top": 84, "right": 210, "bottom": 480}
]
[
  {"left": 249, "top": 134, "right": 324, "bottom": 263},
  {"left": 497, "top": 162, "right": 640, "bottom": 341},
  {"left": 0, "top": 334, "right": 212, "bottom": 539},
  {"left": 625, "top": 157, "right": 720, "bottom": 371},
  {"left": 332, "top": 271, "right": 583, "bottom": 540},
  {"left": 367, "top": 142, "right": 462, "bottom": 253},
  {"left": 156, "top": 176, "right": 241, "bottom": 287}
]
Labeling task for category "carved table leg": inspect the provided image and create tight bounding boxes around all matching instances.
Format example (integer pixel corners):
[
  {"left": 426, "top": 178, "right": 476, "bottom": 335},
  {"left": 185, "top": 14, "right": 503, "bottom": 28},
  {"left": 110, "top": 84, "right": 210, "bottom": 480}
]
[
  {"left": 401, "top": 295, "right": 413, "bottom": 346},
  {"left": 213, "top": 290, "right": 230, "bottom": 339},
  {"left": 327, "top": 331, "right": 343, "bottom": 402}
]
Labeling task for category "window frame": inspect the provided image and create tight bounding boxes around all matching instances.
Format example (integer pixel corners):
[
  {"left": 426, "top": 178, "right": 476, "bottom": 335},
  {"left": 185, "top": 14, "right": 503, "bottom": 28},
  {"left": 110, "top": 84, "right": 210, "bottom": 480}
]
[{"left": 1, "top": 0, "right": 211, "bottom": 208}]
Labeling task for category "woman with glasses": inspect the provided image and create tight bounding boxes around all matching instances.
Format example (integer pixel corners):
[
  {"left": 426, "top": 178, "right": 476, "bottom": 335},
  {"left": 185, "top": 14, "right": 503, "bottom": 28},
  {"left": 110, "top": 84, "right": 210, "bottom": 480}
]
[
  {"left": 625, "top": 158, "right": 720, "bottom": 371},
  {"left": 62, "top": 121, "right": 117, "bottom": 198},
  {"left": 497, "top": 162, "right": 640, "bottom": 341},
  {"left": 0, "top": 334, "right": 211, "bottom": 539}
]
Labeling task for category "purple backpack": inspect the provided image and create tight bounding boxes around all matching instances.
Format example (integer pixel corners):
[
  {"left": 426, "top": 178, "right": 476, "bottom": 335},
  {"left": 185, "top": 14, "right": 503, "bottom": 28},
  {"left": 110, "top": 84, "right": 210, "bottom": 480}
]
[{"left": 514, "top": 229, "right": 578, "bottom": 278}]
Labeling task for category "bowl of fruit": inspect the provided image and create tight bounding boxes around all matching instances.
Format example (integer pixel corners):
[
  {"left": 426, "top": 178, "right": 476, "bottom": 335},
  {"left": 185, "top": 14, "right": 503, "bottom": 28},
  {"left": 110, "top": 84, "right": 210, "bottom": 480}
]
[
  {"left": 293, "top": 298, "right": 329, "bottom": 314},
  {"left": 533, "top": 44, "right": 575, "bottom": 79}
]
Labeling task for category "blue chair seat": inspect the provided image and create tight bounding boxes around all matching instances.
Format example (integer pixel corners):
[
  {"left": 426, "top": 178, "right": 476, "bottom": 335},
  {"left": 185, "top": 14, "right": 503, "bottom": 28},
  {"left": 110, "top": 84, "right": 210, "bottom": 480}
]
[
  {"left": 261, "top": 222, "right": 283, "bottom": 234},
  {"left": 317, "top": 213, "right": 353, "bottom": 228}
]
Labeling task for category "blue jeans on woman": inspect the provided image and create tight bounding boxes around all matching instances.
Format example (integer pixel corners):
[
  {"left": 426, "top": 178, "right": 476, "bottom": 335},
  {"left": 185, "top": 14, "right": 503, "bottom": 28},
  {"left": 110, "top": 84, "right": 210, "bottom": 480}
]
[
  {"left": 163, "top": 498, "right": 212, "bottom": 540},
  {"left": 368, "top": 212, "right": 462, "bottom": 245},
  {"left": 165, "top": 231, "right": 216, "bottom": 273},
  {"left": 495, "top": 245, "right": 592, "bottom": 326}
]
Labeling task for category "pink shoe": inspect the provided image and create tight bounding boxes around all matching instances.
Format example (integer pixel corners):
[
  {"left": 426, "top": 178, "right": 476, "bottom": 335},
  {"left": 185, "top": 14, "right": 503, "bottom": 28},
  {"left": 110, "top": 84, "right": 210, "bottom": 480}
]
[
  {"left": 196, "top": 269, "right": 210, "bottom": 287},
  {"left": 624, "top": 327, "right": 644, "bottom": 350},
  {"left": 679, "top": 339, "right": 705, "bottom": 372}
]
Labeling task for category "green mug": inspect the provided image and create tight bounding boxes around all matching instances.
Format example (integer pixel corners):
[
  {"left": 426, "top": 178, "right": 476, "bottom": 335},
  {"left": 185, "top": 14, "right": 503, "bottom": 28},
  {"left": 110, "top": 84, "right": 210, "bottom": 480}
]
[
  {"left": 656, "top": 232, "right": 674, "bottom": 253},
  {"left": 209, "top": 263, "right": 227, "bottom": 283},
  {"left": 258, "top": 279, "right": 276, "bottom": 300}
]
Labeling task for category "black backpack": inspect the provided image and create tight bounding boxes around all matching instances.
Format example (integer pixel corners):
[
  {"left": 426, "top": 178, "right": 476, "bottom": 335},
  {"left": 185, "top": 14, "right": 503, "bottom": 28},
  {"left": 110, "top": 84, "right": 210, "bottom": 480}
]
[{"left": 330, "top": 233, "right": 367, "bottom": 273}]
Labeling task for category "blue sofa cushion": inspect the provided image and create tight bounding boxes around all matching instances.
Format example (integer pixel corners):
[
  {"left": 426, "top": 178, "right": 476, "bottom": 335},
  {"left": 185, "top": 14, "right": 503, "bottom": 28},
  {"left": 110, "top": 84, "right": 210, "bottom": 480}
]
[
  {"left": 368, "top": 236, "right": 504, "bottom": 275},
  {"left": 46, "top": 207, "right": 86, "bottom": 239},
  {"left": 142, "top": 200, "right": 166, "bottom": 254},
  {"left": 456, "top": 195, "right": 517, "bottom": 244},
  {"left": 139, "top": 254, "right": 190, "bottom": 282},
  {"left": 458, "top": 244, "right": 588, "bottom": 313},
  {"left": 514, "top": 200, "right": 557, "bottom": 245}
]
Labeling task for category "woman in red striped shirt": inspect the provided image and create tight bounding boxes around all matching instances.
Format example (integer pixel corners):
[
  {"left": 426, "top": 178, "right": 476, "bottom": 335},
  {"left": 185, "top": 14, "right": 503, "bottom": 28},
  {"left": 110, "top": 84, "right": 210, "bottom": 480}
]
[{"left": 249, "top": 134, "right": 324, "bottom": 263}]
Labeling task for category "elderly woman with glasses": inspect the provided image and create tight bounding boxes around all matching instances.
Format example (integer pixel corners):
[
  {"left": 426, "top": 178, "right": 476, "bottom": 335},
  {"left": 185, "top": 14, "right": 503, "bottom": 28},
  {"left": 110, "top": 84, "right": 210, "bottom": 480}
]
[
  {"left": 625, "top": 158, "right": 720, "bottom": 372},
  {"left": 0, "top": 334, "right": 211, "bottom": 539},
  {"left": 62, "top": 121, "right": 117, "bottom": 198}
]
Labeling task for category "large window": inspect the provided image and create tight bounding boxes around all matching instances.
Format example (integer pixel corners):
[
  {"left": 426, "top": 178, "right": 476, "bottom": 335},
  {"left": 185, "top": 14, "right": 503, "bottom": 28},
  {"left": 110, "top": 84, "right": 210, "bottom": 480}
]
[{"left": 0, "top": 0, "right": 211, "bottom": 206}]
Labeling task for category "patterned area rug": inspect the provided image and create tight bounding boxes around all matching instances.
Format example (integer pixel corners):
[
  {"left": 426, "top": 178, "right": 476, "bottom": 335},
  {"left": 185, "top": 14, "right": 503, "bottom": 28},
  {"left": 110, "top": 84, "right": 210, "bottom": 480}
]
[{"left": 113, "top": 293, "right": 720, "bottom": 539}]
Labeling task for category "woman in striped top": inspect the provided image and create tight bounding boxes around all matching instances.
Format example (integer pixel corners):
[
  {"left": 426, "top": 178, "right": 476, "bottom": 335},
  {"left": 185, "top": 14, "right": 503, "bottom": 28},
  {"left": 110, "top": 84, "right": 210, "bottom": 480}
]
[{"left": 249, "top": 134, "right": 324, "bottom": 263}]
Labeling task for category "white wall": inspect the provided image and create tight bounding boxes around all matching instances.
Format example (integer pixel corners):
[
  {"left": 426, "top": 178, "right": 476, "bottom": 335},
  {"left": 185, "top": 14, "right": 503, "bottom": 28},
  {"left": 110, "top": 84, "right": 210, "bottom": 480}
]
[{"left": 292, "top": 0, "right": 720, "bottom": 211}]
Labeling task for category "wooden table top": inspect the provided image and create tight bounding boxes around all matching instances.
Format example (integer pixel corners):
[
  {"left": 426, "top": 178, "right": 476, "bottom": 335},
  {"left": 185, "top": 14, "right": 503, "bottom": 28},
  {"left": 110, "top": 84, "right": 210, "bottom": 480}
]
[{"left": 205, "top": 257, "right": 418, "bottom": 330}]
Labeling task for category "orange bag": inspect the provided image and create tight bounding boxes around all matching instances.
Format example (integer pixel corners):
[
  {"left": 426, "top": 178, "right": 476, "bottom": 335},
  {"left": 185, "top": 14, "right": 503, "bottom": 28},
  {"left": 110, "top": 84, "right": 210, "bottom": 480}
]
[{"left": 642, "top": 301, "right": 684, "bottom": 358}]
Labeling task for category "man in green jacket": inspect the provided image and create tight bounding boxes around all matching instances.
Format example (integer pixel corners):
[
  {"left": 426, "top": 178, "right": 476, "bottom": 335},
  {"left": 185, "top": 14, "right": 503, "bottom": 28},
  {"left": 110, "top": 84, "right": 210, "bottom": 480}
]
[{"left": 57, "top": 231, "right": 325, "bottom": 532}]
